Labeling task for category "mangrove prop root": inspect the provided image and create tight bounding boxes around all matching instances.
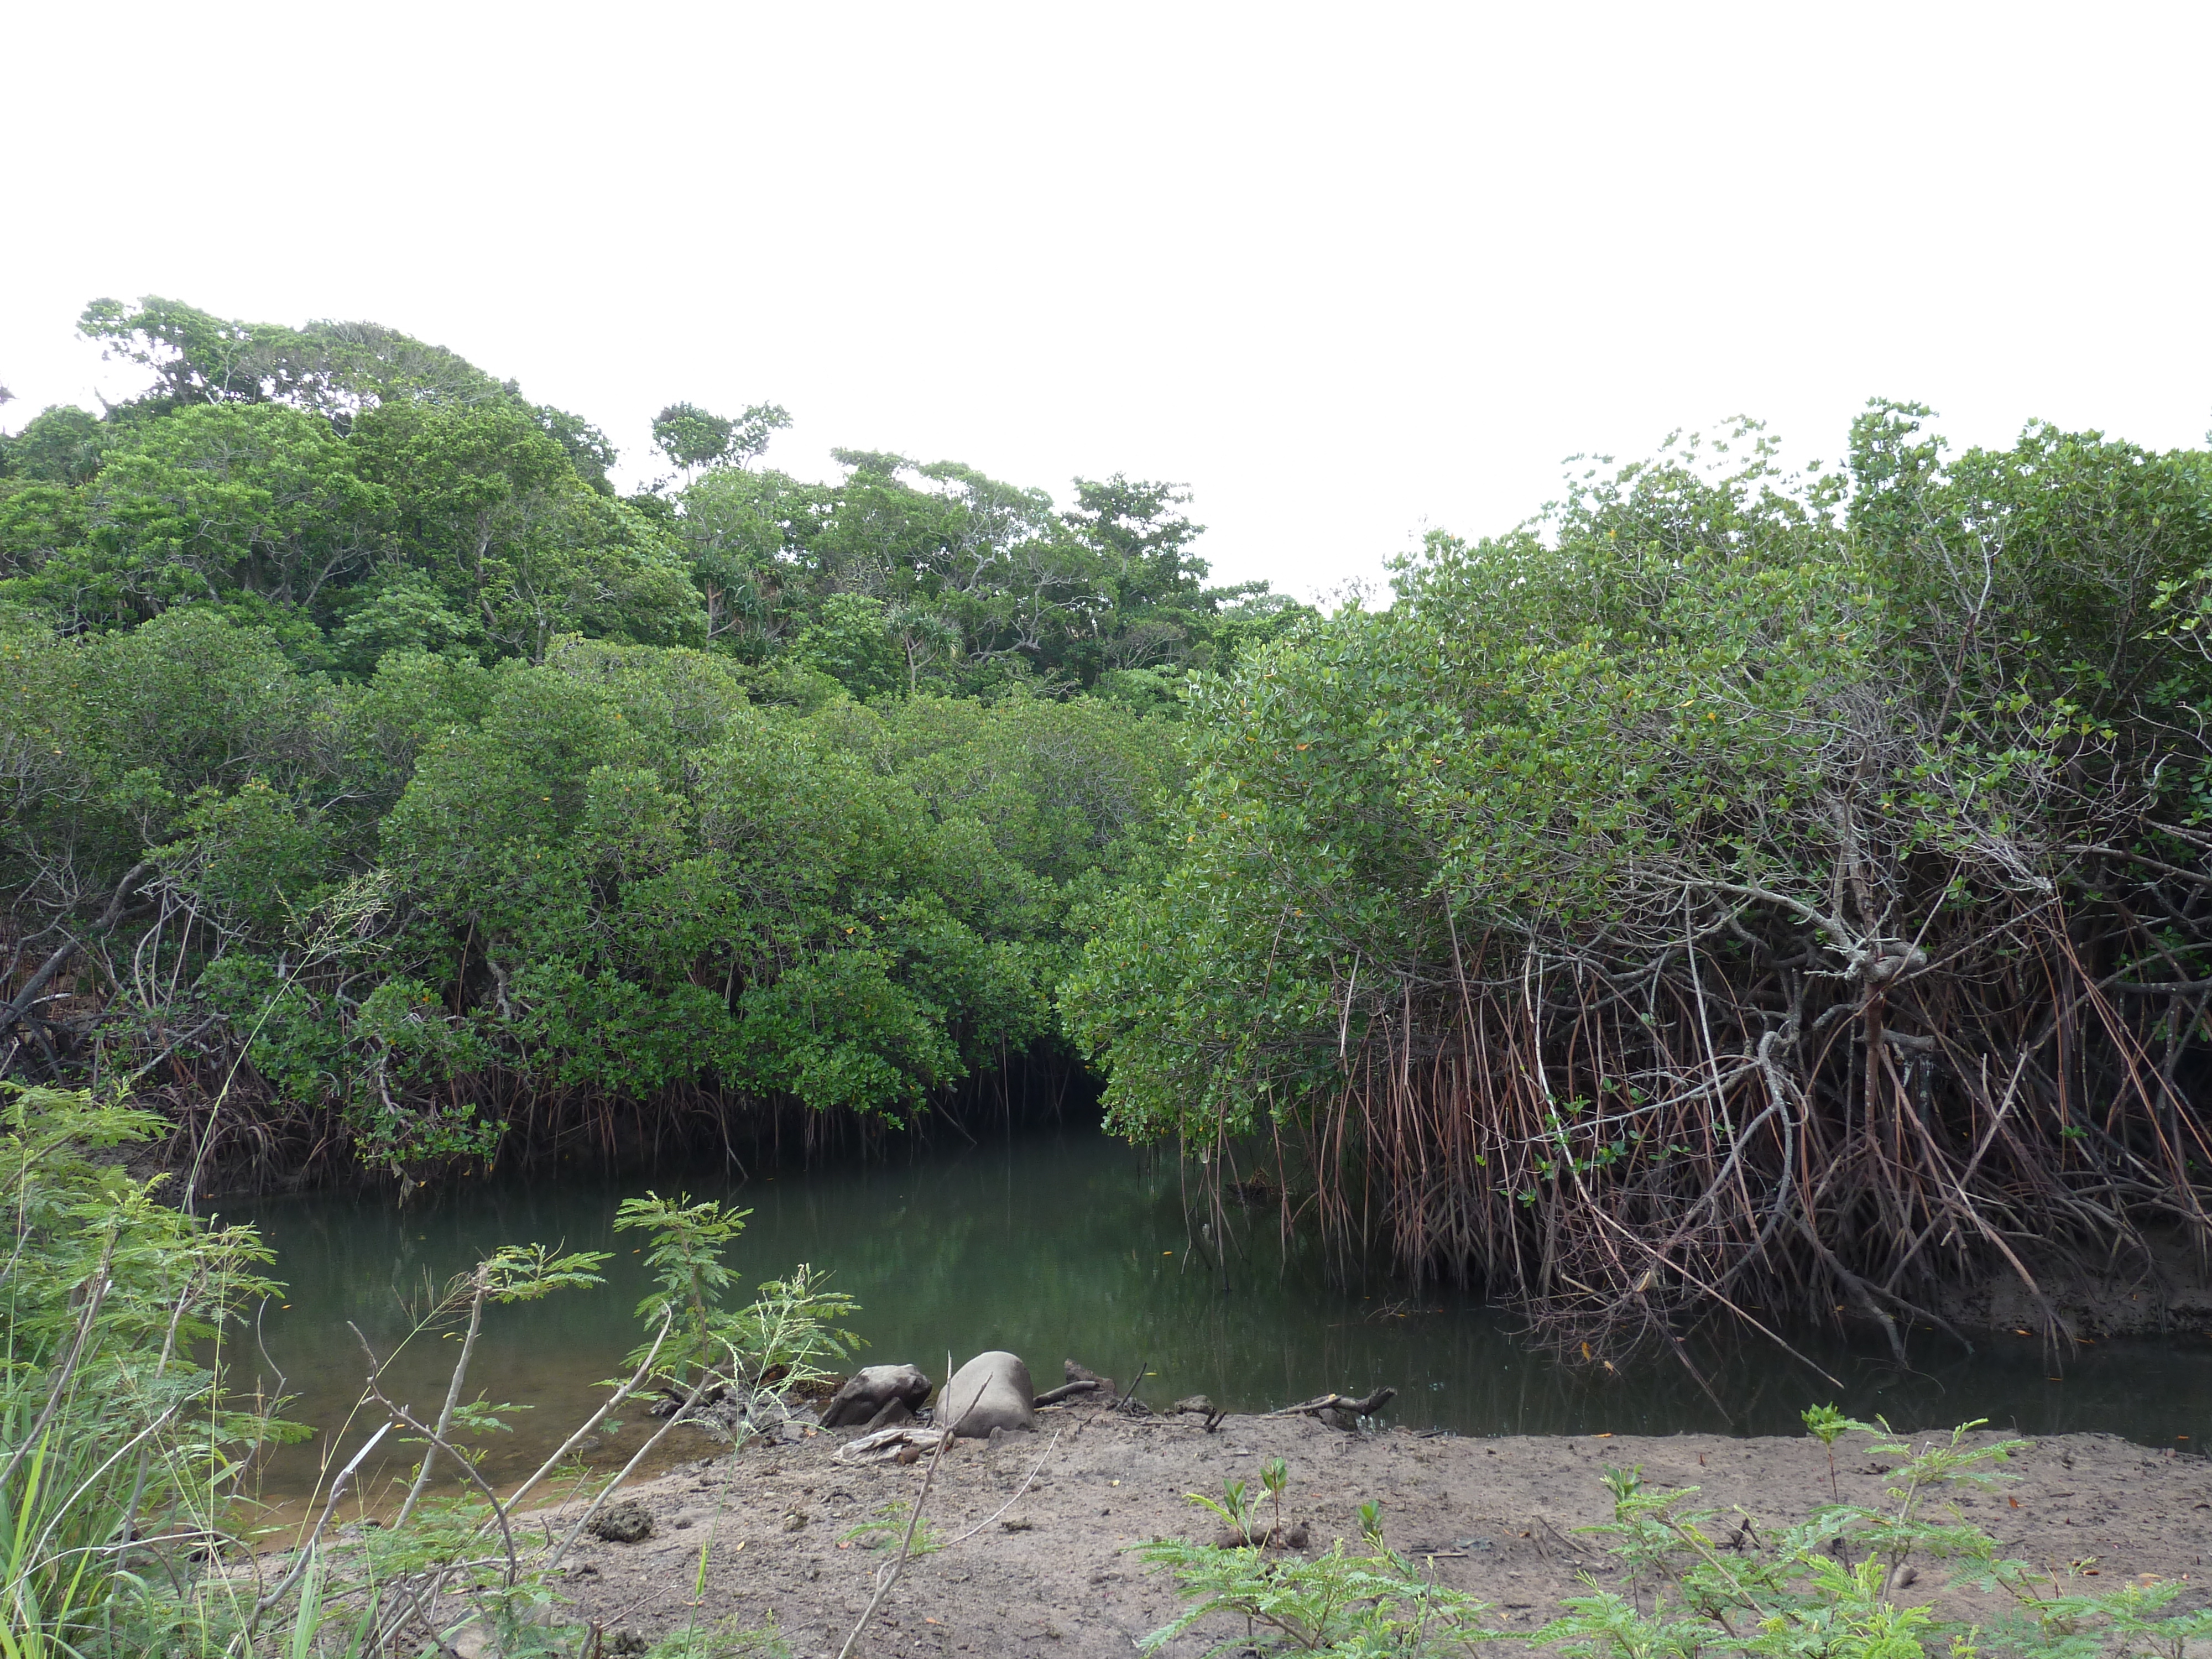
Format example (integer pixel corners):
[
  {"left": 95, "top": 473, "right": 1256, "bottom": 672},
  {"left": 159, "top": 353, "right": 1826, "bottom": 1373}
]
[{"left": 1269, "top": 872, "right": 2212, "bottom": 1368}]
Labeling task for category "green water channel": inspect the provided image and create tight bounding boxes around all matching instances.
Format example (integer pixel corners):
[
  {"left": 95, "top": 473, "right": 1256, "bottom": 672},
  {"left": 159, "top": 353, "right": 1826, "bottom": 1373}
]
[{"left": 227, "top": 1124, "right": 2211, "bottom": 1510}]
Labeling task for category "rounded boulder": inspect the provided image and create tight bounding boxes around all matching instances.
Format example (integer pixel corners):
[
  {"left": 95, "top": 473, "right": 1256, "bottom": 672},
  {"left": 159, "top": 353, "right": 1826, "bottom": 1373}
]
[{"left": 940, "top": 1350, "right": 1035, "bottom": 1437}]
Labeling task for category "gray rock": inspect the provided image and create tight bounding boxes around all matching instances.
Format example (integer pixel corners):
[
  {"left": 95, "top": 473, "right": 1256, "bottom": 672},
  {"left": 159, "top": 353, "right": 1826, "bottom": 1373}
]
[
  {"left": 862, "top": 1397, "right": 915, "bottom": 1432},
  {"left": 941, "top": 1350, "right": 1035, "bottom": 1437},
  {"left": 821, "top": 1364, "right": 933, "bottom": 1428}
]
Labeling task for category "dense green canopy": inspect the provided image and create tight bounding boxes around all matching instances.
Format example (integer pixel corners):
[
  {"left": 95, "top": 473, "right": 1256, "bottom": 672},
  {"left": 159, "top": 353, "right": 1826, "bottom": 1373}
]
[{"left": 0, "top": 296, "right": 1303, "bottom": 1177}]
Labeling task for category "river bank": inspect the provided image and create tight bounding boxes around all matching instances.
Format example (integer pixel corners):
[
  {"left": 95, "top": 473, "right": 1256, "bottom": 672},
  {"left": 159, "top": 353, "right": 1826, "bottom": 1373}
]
[
  {"left": 512, "top": 1407, "right": 2211, "bottom": 1658},
  {"left": 226, "top": 1129, "right": 2212, "bottom": 1526}
]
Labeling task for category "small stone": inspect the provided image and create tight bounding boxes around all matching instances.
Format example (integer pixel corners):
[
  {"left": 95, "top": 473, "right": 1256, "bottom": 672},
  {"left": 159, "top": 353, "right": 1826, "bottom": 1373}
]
[{"left": 586, "top": 1500, "right": 653, "bottom": 1544}]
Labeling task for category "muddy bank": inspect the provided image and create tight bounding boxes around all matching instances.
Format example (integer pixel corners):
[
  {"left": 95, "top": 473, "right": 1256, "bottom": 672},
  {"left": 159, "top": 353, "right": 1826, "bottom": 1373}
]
[
  {"left": 522, "top": 1409, "right": 2211, "bottom": 1658},
  {"left": 1939, "top": 1229, "right": 2212, "bottom": 1340}
]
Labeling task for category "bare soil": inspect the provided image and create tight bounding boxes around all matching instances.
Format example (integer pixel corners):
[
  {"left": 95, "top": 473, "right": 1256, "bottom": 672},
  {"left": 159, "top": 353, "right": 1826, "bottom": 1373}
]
[{"left": 532, "top": 1408, "right": 2212, "bottom": 1658}]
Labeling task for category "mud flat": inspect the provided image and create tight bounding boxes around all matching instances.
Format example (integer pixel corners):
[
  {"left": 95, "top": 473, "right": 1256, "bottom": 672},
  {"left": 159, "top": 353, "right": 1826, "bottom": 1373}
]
[{"left": 528, "top": 1408, "right": 2212, "bottom": 1658}]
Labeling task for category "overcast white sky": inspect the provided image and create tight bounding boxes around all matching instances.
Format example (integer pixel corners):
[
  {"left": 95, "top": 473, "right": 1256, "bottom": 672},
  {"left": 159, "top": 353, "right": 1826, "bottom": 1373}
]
[{"left": 3, "top": 2, "right": 2206, "bottom": 601}]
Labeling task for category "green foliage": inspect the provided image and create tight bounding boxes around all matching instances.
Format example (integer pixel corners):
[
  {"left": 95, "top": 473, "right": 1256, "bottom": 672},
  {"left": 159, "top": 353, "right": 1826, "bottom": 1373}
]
[
  {"left": 2, "top": 584, "right": 1180, "bottom": 1168},
  {"left": 9, "top": 293, "right": 1300, "bottom": 700},
  {"left": 76, "top": 295, "right": 509, "bottom": 417},
  {"left": 1, "top": 404, "right": 109, "bottom": 486},
  {"left": 650, "top": 400, "right": 791, "bottom": 476},
  {"left": 724, "top": 1264, "right": 865, "bottom": 1397},
  {"left": 618, "top": 1192, "right": 753, "bottom": 1383},
  {"left": 664, "top": 444, "right": 1307, "bottom": 698}
]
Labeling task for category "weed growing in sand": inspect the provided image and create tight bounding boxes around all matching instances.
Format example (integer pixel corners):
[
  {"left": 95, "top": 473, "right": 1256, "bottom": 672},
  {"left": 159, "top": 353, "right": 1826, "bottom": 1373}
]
[
  {"left": 1135, "top": 1531, "right": 1491, "bottom": 1656},
  {"left": 0, "top": 1087, "right": 310, "bottom": 1656},
  {"left": 1802, "top": 1401, "right": 1872, "bottom": 1501},
  {"left": 1189, "top": 1474, "right": 1262, "bottom": 1545},
  {"left": 1140, "top": 1416, "right": 2212, "bottom": 1659},
  {"left": 1134, "top": 1474, "right": 1490, "bottom": 1656},
  {"left": 1357, "top": 1499, "right": 1386, "bottom": 1550},
  {"left": 842, "top": 1500, "right": 943, "bottom": 1558},
  {"left": 0, "top": 1089, "right": 858, "bottom": 1656},
  {"left": 1261, "top": 1457, "right": 1290, "bottom": 1536}
]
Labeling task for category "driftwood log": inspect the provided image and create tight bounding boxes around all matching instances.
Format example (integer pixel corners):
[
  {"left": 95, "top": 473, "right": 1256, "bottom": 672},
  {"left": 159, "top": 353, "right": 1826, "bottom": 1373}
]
[
  {"left": 1031, "top": 1380, "right": 1101, "bottom": 1407},
  {"left": 1172, "top": 1395, "right": 1230, "bottom": 1432},
  {"left": 1063, "top": 1359, "right": 1113, "bottom": 1396},
  {"left": 645, "top": 1383, "right": 728, "bottom": 1417},
  {"left": 1267, "top": 1386, "right": 1396, "bottom": 1428}
]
